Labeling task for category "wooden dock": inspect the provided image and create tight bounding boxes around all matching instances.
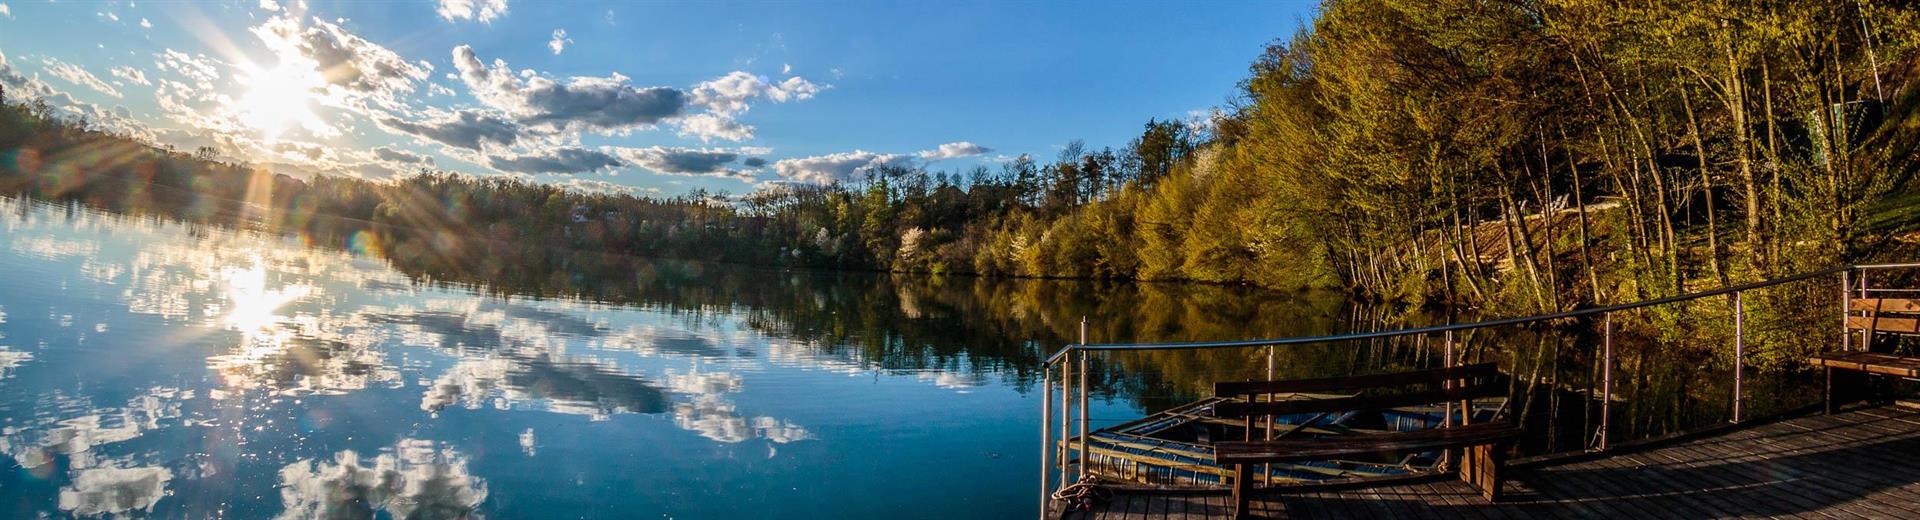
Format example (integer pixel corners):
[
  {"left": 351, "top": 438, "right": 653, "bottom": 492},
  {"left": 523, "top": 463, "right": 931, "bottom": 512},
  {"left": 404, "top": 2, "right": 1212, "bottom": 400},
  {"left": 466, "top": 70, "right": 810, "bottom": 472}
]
[{"left": 1055, "top": 403, "right": 1920, "bottom": 519}]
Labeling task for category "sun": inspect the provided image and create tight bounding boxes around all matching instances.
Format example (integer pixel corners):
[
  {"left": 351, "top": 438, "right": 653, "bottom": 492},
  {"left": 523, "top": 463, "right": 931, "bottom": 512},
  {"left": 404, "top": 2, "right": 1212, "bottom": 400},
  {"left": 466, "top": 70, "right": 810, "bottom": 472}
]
[{"left": 234, "top": 61, "right": 326, "bottom": 141}]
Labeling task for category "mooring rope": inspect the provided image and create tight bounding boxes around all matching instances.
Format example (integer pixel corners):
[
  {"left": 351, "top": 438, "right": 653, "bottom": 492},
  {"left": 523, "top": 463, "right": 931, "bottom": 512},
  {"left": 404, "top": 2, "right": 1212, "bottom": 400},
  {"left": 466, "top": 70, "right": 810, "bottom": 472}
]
[{"left": 1048, "top": 476, "right": 1112, "bottom": 513}]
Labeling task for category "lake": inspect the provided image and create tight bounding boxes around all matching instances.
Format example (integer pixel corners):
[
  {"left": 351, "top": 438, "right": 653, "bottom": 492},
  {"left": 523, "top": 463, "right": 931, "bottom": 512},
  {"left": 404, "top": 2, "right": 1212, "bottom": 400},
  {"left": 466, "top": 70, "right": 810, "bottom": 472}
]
[{"left": 0, "top": 195, "right": 1823, "bottom": 518}]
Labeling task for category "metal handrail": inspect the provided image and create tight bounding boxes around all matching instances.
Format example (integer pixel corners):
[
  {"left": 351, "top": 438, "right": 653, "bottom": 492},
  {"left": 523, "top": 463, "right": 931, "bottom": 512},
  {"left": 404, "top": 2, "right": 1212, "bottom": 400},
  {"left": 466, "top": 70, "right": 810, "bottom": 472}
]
[
  {"left": 1042, "top": 263, "right": 1920, "bottom": 366},
  {"left": 1040, "top": 261, "right": 1920, "bottom": 516}
]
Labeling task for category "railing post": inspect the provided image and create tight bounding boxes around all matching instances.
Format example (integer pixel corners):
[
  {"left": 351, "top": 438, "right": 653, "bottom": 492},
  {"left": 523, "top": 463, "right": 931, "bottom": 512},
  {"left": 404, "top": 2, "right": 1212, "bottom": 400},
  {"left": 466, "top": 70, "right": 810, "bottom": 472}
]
[
  {"left": 1843, "top": 269, "right": 1852, "bottom": 352},
  {"left": 1039, "top": 361, "right": 1052, "bottom": 519},
  {"left": 1077, "top": 319, "right": 1088, "bottom": 480},
  {"left": 1263, "top": 344, "right": 1275, "bottom": 485},
  {"left": 1599, "top": 312, "right": 1612, "bottom": 451},
  {"left": 1059, "top": 357, "right": 1071, "bottom": 488},
  {"left": 1859, "top": 270, "right": 1871, "bottom": 350},
  {"left": 1733, "top": 291, "right": 1744, "bottom": 424},
  {"left": 1444, "top": 330, "right": 1455, "bottom": 428}
]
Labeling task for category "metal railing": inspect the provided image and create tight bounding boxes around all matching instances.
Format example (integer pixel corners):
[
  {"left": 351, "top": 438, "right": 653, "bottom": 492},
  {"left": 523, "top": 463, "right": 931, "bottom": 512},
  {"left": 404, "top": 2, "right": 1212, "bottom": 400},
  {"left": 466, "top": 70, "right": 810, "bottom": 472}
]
[{"left": 1037, "top": 262, "right": 1920, "bottom": 516}]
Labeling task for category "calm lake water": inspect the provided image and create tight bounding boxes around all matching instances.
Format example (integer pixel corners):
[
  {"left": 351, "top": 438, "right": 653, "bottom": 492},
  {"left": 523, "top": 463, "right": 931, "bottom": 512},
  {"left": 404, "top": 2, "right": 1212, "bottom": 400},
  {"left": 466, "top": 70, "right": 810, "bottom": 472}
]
[
  {"left": 0, "top": 196, "right": 1341, "bottom": 519},
  {"left": 0, "top": 196, "right": 1826, "bottom": 518}
]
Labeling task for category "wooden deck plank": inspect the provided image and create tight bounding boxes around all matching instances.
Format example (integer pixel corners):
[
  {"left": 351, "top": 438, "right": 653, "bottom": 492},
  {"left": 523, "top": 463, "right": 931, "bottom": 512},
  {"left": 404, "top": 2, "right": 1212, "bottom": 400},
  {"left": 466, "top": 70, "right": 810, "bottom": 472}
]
[
  {"left": 1750, "top": 411, "right": 1920, "bottom": 516},
  {"left": 1623, "top": 424, "right": 1866, "bottom": 520},
  {"left": 1776, "top": 412, "right": 1920, "bottom": 516},
  {"left": 1056, "top": 405, "right": 1920, "bottom": 520},
  {"left": 1630, "top": 434, "right": 1814, "bottom": 518},
  {"left": 1538, "top": 452, "right": 1695, "bottom": 519},
  {"left": 1648, "top": 439, "right": 1844, "bottom": 519}
]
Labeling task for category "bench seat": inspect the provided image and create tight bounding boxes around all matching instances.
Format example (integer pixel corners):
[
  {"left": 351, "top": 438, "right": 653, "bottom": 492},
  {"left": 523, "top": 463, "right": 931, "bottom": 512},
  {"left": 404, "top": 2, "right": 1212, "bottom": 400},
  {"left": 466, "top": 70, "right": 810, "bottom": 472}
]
[
  {"left": 1813, "top": 351, "right": 1920, "bottom": 378},
  {"left": 1215, "top": 421, "right": 1521, "bottom": 464}
]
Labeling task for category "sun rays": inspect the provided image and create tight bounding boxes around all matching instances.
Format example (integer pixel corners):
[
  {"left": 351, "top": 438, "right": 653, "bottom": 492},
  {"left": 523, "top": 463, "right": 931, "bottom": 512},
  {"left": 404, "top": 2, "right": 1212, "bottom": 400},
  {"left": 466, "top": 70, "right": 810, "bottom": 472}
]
[{"left": 232, "top": 60, "right": 327, "bottom": 142}]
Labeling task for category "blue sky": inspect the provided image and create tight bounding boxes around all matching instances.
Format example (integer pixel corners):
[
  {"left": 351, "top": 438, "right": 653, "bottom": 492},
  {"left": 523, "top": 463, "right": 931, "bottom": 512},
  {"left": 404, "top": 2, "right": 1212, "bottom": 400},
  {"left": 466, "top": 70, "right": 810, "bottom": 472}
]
[{"left": 0, "top": 0, "right": 1314, "bottom": 196}]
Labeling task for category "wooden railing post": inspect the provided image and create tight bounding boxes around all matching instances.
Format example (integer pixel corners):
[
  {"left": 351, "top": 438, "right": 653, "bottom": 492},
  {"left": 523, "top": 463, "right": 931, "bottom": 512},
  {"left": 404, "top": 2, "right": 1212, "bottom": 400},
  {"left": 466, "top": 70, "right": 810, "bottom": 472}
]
[{"left": 1859, "top": 271, "right": 1871, "bottom": 349}]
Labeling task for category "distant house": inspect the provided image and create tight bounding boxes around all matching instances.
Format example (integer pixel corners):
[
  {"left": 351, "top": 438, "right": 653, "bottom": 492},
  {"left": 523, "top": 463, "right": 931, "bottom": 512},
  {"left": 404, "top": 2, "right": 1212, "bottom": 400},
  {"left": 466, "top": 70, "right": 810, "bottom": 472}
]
[{"left": 566, "top": 205, "right": 621, "bottom": 224}]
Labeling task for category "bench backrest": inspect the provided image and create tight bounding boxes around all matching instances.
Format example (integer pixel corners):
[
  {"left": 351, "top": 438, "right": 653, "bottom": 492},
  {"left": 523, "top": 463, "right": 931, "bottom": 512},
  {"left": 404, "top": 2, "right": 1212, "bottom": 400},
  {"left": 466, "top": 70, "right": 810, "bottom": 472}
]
[
  {"left": 1849, "top": 298, "right": 1920, "bottom": 335},
  {"left": 1212, "top": 363, "right": 1502, "bottom": 419}
]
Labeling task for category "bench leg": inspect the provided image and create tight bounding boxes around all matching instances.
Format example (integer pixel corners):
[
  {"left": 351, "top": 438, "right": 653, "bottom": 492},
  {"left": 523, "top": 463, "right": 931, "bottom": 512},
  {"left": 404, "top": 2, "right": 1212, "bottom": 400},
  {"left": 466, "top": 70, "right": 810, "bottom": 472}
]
[
  {"left": 1825, "top": 366, "right": 1833, "bottom": 415},
  {"left": 1459, "top": 443, "right": 1506, "bottom": 501},
  {"left": 1232, "top": 463, "right": 1251, "bottom": 519}
]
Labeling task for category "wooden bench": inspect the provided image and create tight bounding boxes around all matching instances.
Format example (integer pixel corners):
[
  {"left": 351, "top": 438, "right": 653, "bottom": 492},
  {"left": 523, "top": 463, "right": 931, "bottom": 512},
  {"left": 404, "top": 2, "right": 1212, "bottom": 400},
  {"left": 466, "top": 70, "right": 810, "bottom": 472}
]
[
  {"left": 1814, "top": 297, "right": 1920, "bottom": 412},
  {"left": 1210, "top": 363, "right": 1520, "bottom": 519}
]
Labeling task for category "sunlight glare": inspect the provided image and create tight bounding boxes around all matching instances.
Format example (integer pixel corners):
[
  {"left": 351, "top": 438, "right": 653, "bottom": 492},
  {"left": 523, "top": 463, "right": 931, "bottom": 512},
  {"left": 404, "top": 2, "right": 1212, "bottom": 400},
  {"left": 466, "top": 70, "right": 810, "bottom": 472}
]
[
  {"left": 221, "top": 258, "right": 314, "bottom": 335},
  {"left": 234, "top": 61, "right": 325, "bottom": 141}
]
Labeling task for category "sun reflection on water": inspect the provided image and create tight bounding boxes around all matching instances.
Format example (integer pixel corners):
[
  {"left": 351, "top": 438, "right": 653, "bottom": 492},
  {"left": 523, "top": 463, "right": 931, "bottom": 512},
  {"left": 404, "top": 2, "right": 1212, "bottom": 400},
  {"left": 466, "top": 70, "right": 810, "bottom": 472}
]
[{"left": 218, "top": 257, "right": 314, "bottom": 336}]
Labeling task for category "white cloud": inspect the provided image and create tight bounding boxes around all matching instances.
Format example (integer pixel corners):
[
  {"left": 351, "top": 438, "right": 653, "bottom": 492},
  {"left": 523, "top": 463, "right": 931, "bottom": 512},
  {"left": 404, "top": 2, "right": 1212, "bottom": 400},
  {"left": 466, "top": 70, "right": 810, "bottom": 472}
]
[
  {"left": 250, "top": 14, "right": 431, "bottom": 107},
  {"left": 672, "top": 72, "right": 825, "bottom": 142},
  {"left": 773, "top": 150, "right": 914, "bottom": 185},
  {"left": 674, "top": 112, "right": 753, "bottom": 143},
  {"left": 689, "top": 71, "right": 825, "bottom": 116},
  {"left": 607, "top": 145, "right": 761, "bottom": 182},
  {"left": 375, "top": 108, "right": 520, "bottom": 151},
  {"left": 0, "top": 53, "right": 148, "bottom": 138},
  {"left": 486, "top": 147, "right": 622, "bottom": 174},
  {"left": 917, "top": 141, "right": 992, "bottom": 161},
  {"left": 436, "top": 0, "right": 507, "bottom": 24},
  {"left": 560, "top": 177, "right": 649, "bottom": 196},
  {"left": 372, "top": 146, "right": 432, "bottom": 165},
  {"left": 140, "top": 18, "right": 151, "bottom": 29},
  {"left": 43, "top": 59, "right": 122, "bottom": 99},
  {"left": 453, "top": 45, "right": 687, "bottom": 134},
  {"left": 0, "top": 4, "right": 13, "bottom": 20},
  {"left": 109, "top": 66, "right": 150, "bottom": 86},
  {"left": 450, "top": 46, "right": 823, "bottom": 144},
  {"left": 154, "top": 49, "right": 222, "bottom": 91},
  {"left": 548, "top": 29, "right": 571, "bottom": 55}
]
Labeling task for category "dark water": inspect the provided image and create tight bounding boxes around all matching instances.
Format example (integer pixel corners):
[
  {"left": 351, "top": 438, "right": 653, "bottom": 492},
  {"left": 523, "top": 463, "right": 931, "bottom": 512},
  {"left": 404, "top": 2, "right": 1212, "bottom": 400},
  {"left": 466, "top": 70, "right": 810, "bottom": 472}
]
[{"left": 0, "top": 196, "right": 1836, "bottom": 518}]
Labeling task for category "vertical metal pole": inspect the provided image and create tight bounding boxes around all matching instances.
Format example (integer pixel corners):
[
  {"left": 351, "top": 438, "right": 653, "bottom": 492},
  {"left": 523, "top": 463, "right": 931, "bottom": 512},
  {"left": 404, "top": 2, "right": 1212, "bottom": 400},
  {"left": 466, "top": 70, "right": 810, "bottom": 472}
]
[
  {"left": 1843, "top": 269, "right": 1853, "bottom": 352},
  {"left": 1444, "top": 330, "right": 1455, "bottom": 427},
  {"left": 1040, "top": 363, "right": 1052, "bottom": 519},
  {"left": 1733, "top": 291, "right": 1745, "bottom": 424},
  {"left": 1077, "top": 319, "right": 1088, "bottom": 480},
  {"left": 1264, "top": 344, "right": 1275, "bottom": 485},
  {"left": 1059, "top": 358, "right": 1070, "bottom": 487},
  {"left": 1600, "top": 313, "right": 1613, "bottom": 451}
]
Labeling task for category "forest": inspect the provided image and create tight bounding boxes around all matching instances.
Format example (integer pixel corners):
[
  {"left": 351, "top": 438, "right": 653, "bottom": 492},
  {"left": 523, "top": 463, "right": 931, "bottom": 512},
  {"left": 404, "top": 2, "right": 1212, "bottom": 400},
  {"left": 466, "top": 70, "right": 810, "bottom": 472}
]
[{"left": 5, "top": 0, "right": 1920, "bottom": 316}]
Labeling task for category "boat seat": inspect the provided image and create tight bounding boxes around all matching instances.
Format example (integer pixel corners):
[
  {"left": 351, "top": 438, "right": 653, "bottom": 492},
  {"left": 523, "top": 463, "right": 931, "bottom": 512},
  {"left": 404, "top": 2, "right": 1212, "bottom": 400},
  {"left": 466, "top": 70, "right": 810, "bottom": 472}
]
[{"left": 1210, "top": 363, "right": 1519, "bottom": 519}]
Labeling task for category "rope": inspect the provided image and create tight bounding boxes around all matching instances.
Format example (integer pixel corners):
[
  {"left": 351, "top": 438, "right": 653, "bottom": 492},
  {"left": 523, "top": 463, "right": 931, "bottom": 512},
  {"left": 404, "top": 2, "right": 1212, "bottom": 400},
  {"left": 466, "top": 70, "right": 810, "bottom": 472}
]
[{"left": 1048, "top": 476, "right": 1112, "bottom": 513}]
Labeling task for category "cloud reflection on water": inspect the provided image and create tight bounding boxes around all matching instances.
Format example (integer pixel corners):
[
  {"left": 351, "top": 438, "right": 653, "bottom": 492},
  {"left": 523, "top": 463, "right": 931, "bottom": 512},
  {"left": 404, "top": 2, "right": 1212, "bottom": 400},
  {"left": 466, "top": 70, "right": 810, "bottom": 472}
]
[
  {"left": 58, "top": 465, "right": 173, "bottom": 517},
  {"left": 274, "top": 439, "right": 487, "bottom": 520},
  {"left": 0, "top": 196, "right": 1048, "bottom": 517}
]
